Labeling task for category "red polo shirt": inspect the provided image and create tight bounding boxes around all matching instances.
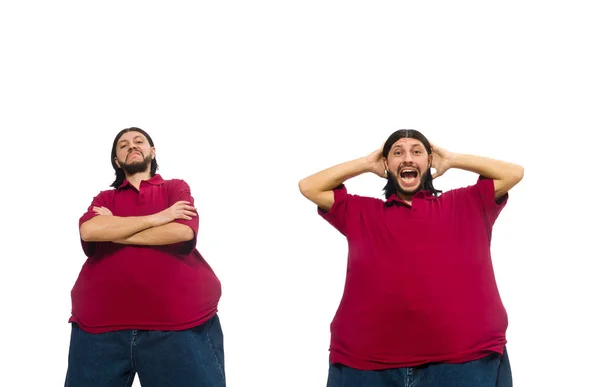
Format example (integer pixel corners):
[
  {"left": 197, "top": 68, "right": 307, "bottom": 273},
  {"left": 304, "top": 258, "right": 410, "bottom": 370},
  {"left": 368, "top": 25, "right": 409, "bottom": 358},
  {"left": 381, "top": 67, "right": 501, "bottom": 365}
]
[
  {"left": 319, "top": 176, "right": 509, "bottom": 370},
  {"left": 69, "top": 174, "right": 222, "bottom": 333}
]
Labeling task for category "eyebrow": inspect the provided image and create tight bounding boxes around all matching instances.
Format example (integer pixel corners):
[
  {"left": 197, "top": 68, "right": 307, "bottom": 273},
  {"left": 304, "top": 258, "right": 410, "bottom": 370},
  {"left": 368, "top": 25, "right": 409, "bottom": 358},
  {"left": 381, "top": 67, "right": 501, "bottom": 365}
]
[
  {"left": 392, "top": 144, "right": 424, "bottom": 149},
  {"left": 118, "top": 135, "right": 144, "bottom": 144}
]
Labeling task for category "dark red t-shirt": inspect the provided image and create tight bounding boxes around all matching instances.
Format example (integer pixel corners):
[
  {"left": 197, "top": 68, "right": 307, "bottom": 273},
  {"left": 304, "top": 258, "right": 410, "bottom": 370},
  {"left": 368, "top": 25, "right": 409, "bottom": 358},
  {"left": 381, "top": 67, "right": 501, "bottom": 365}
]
[
  {"left": 319, "top": 176, "right": 509, "bottom": 370},
  {"left": 69, "top": 174, "right": 222, "bottom": 333}
]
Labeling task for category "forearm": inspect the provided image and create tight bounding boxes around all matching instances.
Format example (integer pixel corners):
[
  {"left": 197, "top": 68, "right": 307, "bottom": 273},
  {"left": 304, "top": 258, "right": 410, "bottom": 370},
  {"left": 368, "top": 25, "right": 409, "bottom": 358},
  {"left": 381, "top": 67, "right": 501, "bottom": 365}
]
[
  {"left": 114, "top": 223, "right": 194, "bottom": 246},
  {"left": 449, "top": 153, "right": 524, "bottom": 197},
  {"left": 299, "top": 157, "right": 371, "bottom": 197},
  {"left": 80, "top": 215, "right": 159, "bottom": 242},
  {"left": 449, "top": 153, "right": 523, "bottom": 180}
]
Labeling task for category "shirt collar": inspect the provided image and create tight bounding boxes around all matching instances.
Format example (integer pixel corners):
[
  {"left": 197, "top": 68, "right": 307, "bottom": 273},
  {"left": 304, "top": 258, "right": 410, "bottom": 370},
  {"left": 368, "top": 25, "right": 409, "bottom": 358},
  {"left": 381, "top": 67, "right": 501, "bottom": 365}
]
[
  {"left": 118, "top": 174, "right": 165, "bottom": 190},
  {"left": 385, "top": 189, "right": 435, "bottom": 206}
]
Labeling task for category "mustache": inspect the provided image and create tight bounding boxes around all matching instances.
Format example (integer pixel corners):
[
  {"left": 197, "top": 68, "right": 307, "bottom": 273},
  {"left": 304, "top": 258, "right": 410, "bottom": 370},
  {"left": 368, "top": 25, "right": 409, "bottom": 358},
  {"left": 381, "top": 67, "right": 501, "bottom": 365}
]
[
  {"left": 126, "top": 149, "right": 143, "bottom": 160},
  {"left": 396, "top": 163, "right": 421, "bottom": 173}
]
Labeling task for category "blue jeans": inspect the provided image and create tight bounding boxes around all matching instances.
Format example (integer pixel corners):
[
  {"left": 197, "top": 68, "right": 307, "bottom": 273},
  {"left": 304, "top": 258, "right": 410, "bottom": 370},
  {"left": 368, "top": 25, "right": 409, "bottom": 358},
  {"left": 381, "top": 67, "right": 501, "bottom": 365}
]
[
  {"left": 327, "top": 348, "right": 512, "bottom": 387},
  {"left": 65, "top": 314, "right": 225, "bottom": 387}
]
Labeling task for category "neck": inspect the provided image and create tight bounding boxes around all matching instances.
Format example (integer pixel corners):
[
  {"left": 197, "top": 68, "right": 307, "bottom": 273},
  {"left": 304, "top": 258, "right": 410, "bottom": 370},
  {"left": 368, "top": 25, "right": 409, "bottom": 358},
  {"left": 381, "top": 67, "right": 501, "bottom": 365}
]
[
  {"left": 397, "top": 192, "right": 413, "bottom": 205},
  {"left": 125, "top": 171, "right": 152, "bottom": 190}
]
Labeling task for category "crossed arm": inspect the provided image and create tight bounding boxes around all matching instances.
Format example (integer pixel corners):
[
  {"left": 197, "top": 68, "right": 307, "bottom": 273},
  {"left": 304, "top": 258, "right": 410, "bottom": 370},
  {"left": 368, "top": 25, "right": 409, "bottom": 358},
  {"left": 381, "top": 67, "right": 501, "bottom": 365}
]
[{"left": 79, "top": 201, "right": 196, "bottom": 246}]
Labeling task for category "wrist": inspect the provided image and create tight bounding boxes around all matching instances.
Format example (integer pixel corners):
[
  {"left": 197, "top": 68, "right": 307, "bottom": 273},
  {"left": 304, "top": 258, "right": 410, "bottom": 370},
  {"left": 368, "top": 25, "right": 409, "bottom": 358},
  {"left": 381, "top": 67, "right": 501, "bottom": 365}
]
[
  {"left": 147, "top": 213, "right": 164, "bottom": 228},
  {"left": 360, "top": 156, "right": 377, "bottom": 174},
  {"left": 445, "top": 152, "right": 460, "bottom": 169}
]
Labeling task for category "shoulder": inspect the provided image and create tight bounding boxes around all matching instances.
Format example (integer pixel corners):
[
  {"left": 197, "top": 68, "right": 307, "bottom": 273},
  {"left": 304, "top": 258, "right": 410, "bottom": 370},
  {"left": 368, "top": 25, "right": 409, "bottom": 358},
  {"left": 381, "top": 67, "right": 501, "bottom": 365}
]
[
  {"left": 163, "top": 178, "right": 192, "bottom": 193},
  {"left": 96, "top": 188, "right": 117, "bottom": 199},
  {"left": 344, "top": 190, "right": 386, "bottom": 213},
  {"left": 85, "top": 188, "right": 116, "bottom": 207},
  {"left": 434, "top": 177, "right": 499, "bottom": 209},
  {"left": 335, "top": 185, "right": 383, "bottom": 205}
]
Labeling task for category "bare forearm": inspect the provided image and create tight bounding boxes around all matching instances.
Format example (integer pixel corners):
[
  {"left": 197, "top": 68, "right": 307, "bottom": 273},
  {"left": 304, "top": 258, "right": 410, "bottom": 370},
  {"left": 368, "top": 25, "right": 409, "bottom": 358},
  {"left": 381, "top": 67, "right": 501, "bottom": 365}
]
[
  {"left": 114, "top": 223, "right": 194, "bottom": 246},
  {"left": 299, "top": 157, "right": 371, "bottom": 197},
  {"left": 298, "top": 157, "right": 372, "bottom": 210},
  {"left": 449, "top": 153, "right": 524, "bottom": 197},
  {"left": 80, "top": 215, "right": 159, "bottom": 242},
  {"left": 449, "top": 153, "right": 521, "bottom": 179}
]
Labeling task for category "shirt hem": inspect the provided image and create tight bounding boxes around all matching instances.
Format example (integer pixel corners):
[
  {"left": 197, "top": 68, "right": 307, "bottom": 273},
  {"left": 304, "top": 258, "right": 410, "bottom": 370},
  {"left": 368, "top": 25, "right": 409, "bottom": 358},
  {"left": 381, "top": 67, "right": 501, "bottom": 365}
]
[
  {"left": 68, "top": 311, "right": 218, "bottom": 333},
  {"left": 329, "top": 343, "right": 506, "bottom": 370}
]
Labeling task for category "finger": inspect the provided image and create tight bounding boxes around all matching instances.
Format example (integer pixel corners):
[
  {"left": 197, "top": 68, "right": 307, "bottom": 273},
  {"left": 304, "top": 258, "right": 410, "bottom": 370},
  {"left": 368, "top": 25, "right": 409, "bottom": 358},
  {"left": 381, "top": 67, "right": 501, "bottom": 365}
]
[{"left": 175, "top": 211, "right": 196, "bottom": 219}]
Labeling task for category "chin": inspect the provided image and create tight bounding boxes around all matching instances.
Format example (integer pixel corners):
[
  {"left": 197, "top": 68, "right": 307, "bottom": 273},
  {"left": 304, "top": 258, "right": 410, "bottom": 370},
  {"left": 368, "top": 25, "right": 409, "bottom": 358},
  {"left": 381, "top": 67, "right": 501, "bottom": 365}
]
[
  {"left": 399, "top": 186, "right": 420, "bottom": 194},
  {"left": 397, "top": 178, "right": 424, "bottom": 195}
]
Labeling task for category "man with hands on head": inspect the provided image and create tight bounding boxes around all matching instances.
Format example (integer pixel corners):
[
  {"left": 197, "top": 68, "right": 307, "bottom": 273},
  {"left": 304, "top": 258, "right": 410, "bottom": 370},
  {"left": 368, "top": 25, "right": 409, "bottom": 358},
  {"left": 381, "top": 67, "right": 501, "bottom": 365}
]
[
  {"left": 65, "top": 127, "right": 225, "bottom": 387},
  {"left": 299, "top": 129, "right": 523, "bottom": 387}
]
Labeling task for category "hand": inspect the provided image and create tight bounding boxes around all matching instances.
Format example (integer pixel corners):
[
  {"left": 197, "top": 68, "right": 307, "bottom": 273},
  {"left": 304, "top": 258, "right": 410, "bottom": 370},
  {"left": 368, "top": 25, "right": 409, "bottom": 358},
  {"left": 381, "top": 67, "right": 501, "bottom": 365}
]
[
  {"left": 430, "top": 144, "right": 455, "bottom": 179},
  {"left": 153, "top": 201, "right": 197, "bottom": 225},
  {"left": 93, "top": 206, "right": 113, "bottom": 216},
  {"left": 365, "top": 145, "right": 387, "bottom": 178}
]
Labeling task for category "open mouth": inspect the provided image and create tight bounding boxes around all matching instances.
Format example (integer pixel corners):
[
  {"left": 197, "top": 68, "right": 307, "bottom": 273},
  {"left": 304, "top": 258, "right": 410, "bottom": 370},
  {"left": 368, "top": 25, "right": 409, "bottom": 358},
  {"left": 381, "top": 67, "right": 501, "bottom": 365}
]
[{"left": 399, "top": 168, "right": 419, "bottom": 184}]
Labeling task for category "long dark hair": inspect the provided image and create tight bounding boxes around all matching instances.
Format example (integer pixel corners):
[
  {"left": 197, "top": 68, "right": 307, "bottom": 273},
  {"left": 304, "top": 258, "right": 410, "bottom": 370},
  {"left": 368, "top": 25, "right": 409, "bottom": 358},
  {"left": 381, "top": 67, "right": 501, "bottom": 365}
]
[
  {"left": 110, "top": 127, "right": 159, "bottom": 188},
  {"left": 382, "top": 129, "right": 441, "bottom": 199}
]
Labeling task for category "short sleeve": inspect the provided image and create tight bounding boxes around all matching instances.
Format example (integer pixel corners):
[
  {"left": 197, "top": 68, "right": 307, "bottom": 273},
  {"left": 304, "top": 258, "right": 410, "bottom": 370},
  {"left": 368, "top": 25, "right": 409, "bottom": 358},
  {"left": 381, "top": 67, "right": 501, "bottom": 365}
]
[
  {"left": 318, "top": 185, "right": 374, "bottom": 237},
  {"left": 78, "top": 191, "right": 112, "bottom": 257},
  {"left": 166, "top": 179, "right": 199, "bottom": 253},
  {"left": 466, "top": 176, "right": 509, "bottom": 230}
]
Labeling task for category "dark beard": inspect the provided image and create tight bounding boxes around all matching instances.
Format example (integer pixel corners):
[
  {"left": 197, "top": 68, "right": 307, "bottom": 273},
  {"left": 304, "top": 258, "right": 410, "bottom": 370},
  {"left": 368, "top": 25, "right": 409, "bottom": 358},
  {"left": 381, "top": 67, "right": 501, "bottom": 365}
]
[
  {"left": 392, "top": 176, "right": 425, "bottom": 197},
  {"left": 398, "top": 181, "right": 424, "bottom": 196},
  {"left": 121, "top": 154, "right": 152, "bottom": 174}
]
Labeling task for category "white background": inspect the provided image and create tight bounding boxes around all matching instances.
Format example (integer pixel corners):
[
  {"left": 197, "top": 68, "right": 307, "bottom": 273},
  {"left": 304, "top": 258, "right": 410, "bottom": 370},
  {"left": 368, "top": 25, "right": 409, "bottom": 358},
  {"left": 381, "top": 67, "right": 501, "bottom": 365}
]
[{"left": 1, "top": 1, "right": 598, "bottom": 386}]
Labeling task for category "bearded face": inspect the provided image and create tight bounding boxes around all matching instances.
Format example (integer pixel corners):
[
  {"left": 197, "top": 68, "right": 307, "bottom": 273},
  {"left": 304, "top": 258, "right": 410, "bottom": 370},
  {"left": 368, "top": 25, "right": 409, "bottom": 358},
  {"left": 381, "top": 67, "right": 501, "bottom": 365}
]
[{"left": 114, "top": 131, "right": 155, "bottom": 175}]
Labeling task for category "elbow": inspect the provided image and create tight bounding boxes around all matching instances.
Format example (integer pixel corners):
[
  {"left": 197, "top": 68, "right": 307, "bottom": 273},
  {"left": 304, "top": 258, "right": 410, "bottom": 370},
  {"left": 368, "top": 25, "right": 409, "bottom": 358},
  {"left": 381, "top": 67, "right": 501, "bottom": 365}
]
[
  {"left": 513, "top": 164, "right": 525, "bottom": 184},
  {"left": 298, "top": 178, "right": 312, "bottom": 198},
  {"left": 179, "top": 225, "right": 195, "bottom": 242},
  {"left": 79, "top": 224, "right": 92, "bottom": 242},
  {"left": 79, "top": 217, "right": 104, "bottom": 242},
  {"left": 503, "top": 164, "right": 524, "bottom": 192},
  {"left": 298, "top": 179, "right": 306, "bottom": 195},
  {"left": 184, "top": 227, "right": 195, "bottom": 242}
]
